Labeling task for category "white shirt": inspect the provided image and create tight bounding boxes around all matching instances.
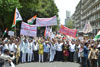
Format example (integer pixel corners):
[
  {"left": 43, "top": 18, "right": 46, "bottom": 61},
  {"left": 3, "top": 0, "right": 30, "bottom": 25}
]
[
  {"left": 21, "top": 42, "right": 28, "bottom": 53},
  {"left": 0, "top": 54, "right": 15, "bottom": 67},
  {"left": 9, "top": 43, "right": 17, "bottom": 52},
  {"left": 56, "top": 43, "right": 63, "bottom": 51},
  {"left": 69, "top": 44, "right": 76, "bottom": 52},
  {"left": 3, "top": 44, "right": 9, "bottom": 50},
  {"left": 98, "top": 44, "right": 100, "bottom": 48},
  {"left": 28, "top": 42, "right": 33, "bottom": 53},
  {"left": 33, "top": 43, "right": 39, "bottom": 51}
]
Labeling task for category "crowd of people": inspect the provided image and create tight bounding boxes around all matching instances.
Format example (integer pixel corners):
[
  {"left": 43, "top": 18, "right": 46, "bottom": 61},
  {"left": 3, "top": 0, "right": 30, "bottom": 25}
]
[{"left": 0, "top": 34, "right": 100, "bottom": 67}]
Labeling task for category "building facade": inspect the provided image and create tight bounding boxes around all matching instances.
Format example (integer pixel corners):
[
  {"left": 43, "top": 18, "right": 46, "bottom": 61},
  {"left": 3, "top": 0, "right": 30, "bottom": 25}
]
[
  {"left": 73, "top": 0, "right": 100, "bottom": 34},
  {"left": 65, "top": 10, "right": 71, "bottom": 25}
]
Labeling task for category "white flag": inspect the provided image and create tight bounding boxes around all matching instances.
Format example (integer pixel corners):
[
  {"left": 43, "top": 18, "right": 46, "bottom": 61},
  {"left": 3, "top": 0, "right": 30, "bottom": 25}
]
[
  {"left": 16, "top": 8, "right": 22, "bottom": 21},
  {"left": 12, "top": 8, "right": 22, "bottom": 27},
  {"left": 83, "top": 22, "right": 92, "bottom": 33}
]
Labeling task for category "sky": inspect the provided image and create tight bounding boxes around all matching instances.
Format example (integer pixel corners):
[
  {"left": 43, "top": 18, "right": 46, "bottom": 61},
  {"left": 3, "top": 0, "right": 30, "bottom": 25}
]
[{"left": 54, "top": 0, "right": 80, "bottom": 24}]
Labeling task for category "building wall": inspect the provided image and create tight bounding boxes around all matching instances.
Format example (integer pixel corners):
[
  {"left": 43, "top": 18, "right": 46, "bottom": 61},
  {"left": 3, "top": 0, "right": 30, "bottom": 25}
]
[
  {"left": 73, "top": 0, "right": 100, "bottom": 34},
  {"left": 65, "top": 10, "right": 71, "bottom": 25}
]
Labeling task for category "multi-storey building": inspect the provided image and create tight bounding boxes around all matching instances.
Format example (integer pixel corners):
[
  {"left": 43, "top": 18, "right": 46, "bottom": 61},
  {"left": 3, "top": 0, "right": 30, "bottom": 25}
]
[
  {"left": 73, "top": 0, "right": 100, "bottom": 34},
  {"left": 65, "top": 10, "right": 71, "bottom": 25}
]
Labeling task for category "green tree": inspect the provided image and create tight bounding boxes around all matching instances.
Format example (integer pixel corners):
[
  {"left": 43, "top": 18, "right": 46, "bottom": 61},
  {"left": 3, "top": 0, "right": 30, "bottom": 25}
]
[
  {"left": 19, "top": 0, "right": 58, "bottom": 21},
  {"left": 0, "top": 0, "right": 59, "bottom": 33},
  {"left": 65, "top": 19, "right": 74, "bottom": 29},
  {"left": 19, "top": 0, "right": 59, "bottom": 31},
  {"left": 0, "top": 0, "right": 21, "bottom": 31}
]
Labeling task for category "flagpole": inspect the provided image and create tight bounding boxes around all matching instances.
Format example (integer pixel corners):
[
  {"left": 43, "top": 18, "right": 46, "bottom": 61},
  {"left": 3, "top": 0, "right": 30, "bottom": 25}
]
[
  {"left": 15, "top": 25, "right": 17, "bottom": 37},
  {"left": 2, "top": 34, "right": 4, "bottom": 39}
]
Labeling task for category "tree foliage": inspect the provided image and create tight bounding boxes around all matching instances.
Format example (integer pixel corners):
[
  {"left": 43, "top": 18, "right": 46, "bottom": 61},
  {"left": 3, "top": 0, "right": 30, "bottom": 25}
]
[
  {"left": 0, "top": 0, "right": 21, "bottom": 31},
  {"left": 65, "top": 19, "right": 74, "bottom": 29},
  {"left": 0, "top": 0, "right": 59, "bottom": 32}
]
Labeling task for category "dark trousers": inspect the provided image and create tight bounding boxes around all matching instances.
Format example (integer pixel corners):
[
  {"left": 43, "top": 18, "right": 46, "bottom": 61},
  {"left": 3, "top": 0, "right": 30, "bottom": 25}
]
[
  {"left": 91, "top": 59, "right": 97, "bottom": 67},
  {"left": 33, "top": 51, "right": 39, "bottom": 62},
  {"left": 19, "top": 51, "right": 22, "bottom": 63},
  {"left": 83, "top": 57, "right": 87, "bottom": 67},
  {"left": 82, "top": 57, "right": 90, "bottom": 67},
  {"left": 98, "top": 61, "right": 100, "bottom": 67},
  {"left": 0, "top": 59, "right": 4, "bottom": 67},
  {"left": 44, "top": 52, "right": 49, "bottom": 62},
  {"left": 63, "top": 56, "right": 68, "bottom": 61},
  {"left": 70, "top": 52, "right": 74, "bottom": 62},
  {"left": 87, "top": 59, "right": 90, "bottom": 67},
  {"left": 56, "top": 51, "right": 63, "bottom": 61}
]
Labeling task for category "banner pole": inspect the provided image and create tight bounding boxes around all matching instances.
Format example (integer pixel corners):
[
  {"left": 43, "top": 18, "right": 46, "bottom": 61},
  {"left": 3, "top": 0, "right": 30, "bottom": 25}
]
[{"left": 15, "top": 25, "right": 17, "bottom": 37}]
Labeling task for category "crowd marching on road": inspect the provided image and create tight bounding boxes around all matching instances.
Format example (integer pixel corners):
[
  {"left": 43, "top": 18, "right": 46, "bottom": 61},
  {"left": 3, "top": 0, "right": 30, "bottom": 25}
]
[{"left": 0, "top": 34, "right": 100, "bottom": 67}]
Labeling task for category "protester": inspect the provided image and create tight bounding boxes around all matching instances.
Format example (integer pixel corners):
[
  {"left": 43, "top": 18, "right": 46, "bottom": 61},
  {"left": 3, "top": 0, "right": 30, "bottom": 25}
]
[
  {"left": 98, "top": 46, "right": 100, "bottom": 67},
  {"left": 79, "top": 44, "right": 84, "bottom": 67},
  {"left": 83, "top": 42, "right": 89, "bottom": 67},
  {"left": 88, "top": 45, "right": 98, "bottom": 67},
  {"left": 56, "top": 40, "right": 63, "bottom": 61},
  {"left": 69, "top": 41, "right": 76, "bottom": 62},
  {"left": 15, "top": 39, "right": 20, "bottom": 64},
  {"left": 43, "top": 40, "right": 50, "bottom": 62},
  {"left": 33, "top": 41, "right": 39, "bottom": 62},
  {"left": 27, "top": 39, "right": 33, "bottom": 62},
  {"left": 21, "top": 38, "right": 28, "bottom": 63},
  {"left": 49, "top": 40, "right": 56, "bottom": 62},
  {"left": 63, "top": 43, "right": 69, "bottom": 62},
  {"left": 1, "top": 33, "right": 100, "bottom": 67},
  {"left": 0, "top": 49, "right": 15, "bottom": 67},
  {"left": 38, "top": 40, "right": 44, "bottom": 62}
]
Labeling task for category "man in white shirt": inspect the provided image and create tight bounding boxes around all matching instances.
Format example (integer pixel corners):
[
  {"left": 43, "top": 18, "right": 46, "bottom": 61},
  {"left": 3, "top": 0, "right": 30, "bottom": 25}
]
[
  {"left": 3, "top": 41, "right": 9, "bottom": 52},
  {"left": 49, "top": 42, "right": 56, "bottom": 62},
  {"left": 69, "top": 41, "right": 76, "bottom": 62},
  {"left": 27, "top": 39, "right": 33, "bottom": 62},
  {"left": 33, "top": 41, "right": 39, "bottom": 62},
  {"left": 0, "top": 49, "right": 15, "bottom": 67},
  {"left": 8, "top": 41, "right": 17, "bottom": 53},
  {"left": 56, "top": 40, "right": 63, "bottom": 61},
  {"left": 21, "top": 39, "right": 28, "bottom": 63}
]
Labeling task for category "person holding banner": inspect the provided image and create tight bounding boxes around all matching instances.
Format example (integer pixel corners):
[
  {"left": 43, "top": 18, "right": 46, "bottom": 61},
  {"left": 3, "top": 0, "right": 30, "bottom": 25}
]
[
  {"left": 49, "top": 40, "right": 56, "bottom": 62},
  {"left": 56, "top": 40, "right": 63, "bottom": 61},
  {"left": 21, "top": 38, "right": 28, "bottom": 63},
  {"left": 38, "top": 40, "right": 44, "bottom": 62},
  {"left": 69, "top": 41, "right": 76, "bottom": 62},
  {"left": 43, "top": 40, "right": 50, "bottom": 62},
  {"left": 33, "top": 41, "right": 39, "bottom": 62},
  {"left": 27, "top": 39, "right": 34, "bottom": 62}
]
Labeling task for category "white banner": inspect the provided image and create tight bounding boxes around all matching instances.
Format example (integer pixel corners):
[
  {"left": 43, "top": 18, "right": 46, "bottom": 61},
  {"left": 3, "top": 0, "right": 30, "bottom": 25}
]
[
  {"left": 36, "top": 16, "right": 57, "bottom": 27},
  {"left": 20, "top": 22, "right": 37, "bottom": 37},
  {"left": 8, "top": 31, "right": 14, "bottom": 36}
]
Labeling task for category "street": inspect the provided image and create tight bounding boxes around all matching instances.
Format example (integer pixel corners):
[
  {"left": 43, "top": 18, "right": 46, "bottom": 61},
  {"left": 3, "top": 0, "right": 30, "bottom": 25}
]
[{"left": 16, "top": 62, "right": 80, "bottom": 67}]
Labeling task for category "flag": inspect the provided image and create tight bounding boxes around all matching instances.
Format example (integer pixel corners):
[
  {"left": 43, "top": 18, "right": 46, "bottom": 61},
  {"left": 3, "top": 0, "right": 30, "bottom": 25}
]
[
  {"left": 94, "top": 31, "right": 100, "bottom": 40},
  {"left": 44, "top": 27, "right": 51, "bottom": 37},
  {"left": 12, "top": 8, "right": 22, "bottom": 27},
  {"left": 83, "top": 22, "right": 92, "bottom": 33},
  {"left": 27, "top": 15, "right": 37, "bottom": 25},
  {"left": 3, "top": 28, "right": 8, "bottom": 35}
]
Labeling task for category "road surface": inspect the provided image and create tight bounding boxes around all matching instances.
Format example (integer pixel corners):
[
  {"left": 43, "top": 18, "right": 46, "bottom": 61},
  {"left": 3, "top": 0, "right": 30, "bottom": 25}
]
[{"left": 16, "top": 62, "right": 80, "bottom": 67}]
